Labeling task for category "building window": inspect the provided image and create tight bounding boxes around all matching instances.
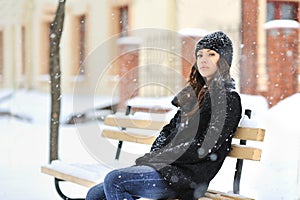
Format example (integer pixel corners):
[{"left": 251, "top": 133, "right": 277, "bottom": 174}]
[
  {"left": 70, "top": 14, "right": 86, "bottom": 77},
  {"left": 119, "top": 6, "right": 129, "bottom": 37},
  {"left": 111, "top": 4, "right": 129, "bottom": 36},
  {"left": 79, "top": 15, "right": 86, "bottom": 75},
  {"left": 267, "top": 1, "right": 298, "bottom": 21}
]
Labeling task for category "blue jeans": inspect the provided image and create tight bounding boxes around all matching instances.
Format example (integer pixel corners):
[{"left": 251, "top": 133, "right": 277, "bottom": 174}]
[{"left": 86, "top": 165, "right": 178, "bottom": 200}]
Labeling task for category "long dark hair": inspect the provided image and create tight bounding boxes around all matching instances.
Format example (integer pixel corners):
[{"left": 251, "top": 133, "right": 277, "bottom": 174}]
[{"left": 185, "top": 57, "right": 234, "bottom": 116}]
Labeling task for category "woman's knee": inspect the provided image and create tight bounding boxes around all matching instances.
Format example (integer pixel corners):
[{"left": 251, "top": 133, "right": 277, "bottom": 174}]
[
  {"left": 104, "top": 169, "right": 122, "bottom": 186},
  {"left": 86, "top": 183, "right": 105, "bottom": 200}
]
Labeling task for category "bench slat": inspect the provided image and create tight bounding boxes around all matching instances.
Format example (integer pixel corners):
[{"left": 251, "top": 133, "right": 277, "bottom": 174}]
[
  {"left": 102, "top": 129, "right": 262, "bottom": 161},
  {"left": 207, "top": 189, "right": 254, "bottom": 200},
  {"left": 104, "top": 115, "right": 169, "bottom": 130},
  {"left": 102, "top": 129, "right": 157, "bottom": 145},
  {"left": 205, "top": 192, "right": 232, "bottom": 199},
  {"left": 41, "top": 166, "right": 97, "bottom": 187},
  {"left": 104, "top": 115, "right": 265, "bottom": 142},
  {"left": 229, "top": 144, "right": 262, "bottom": 161},
  {"left": 234, "top": 127, "right": 265, "bottom": 141}
]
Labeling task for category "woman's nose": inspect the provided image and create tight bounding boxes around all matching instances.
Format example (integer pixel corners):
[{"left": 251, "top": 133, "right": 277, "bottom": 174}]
[{"left": 200, "top": 58, "right": 207, "bottom": 63}]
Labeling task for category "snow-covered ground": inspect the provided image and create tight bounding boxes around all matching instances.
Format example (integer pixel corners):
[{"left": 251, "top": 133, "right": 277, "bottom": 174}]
[{"left": 0, "top": 89, "right": 299, "bottom": 200}]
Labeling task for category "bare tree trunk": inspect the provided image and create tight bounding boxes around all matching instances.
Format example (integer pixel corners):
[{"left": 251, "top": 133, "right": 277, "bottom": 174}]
[{"left": 49, "top": 0, "right": 66, "bottom": 163}]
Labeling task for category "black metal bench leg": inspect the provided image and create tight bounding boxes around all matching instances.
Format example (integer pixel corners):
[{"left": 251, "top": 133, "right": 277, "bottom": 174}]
[
  {"left": 234, "top": 109, "right": 252, "bottom": 194},
  {"left": 115, "top": 141, "right": 123, "bottom": 160},
  {"left": 233, "top": 151, "right": 244, "bottom": 194},
  {"left": 114, "top": 105, "right": 131, "bottom": 160},
  {"left": 54, "top": 178, "right": 85, "bottom": 200}
]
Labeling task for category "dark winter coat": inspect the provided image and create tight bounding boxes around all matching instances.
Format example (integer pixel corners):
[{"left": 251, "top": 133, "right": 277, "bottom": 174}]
[{"left": 135, "top": 84, "right": 242, "bottom": 199}]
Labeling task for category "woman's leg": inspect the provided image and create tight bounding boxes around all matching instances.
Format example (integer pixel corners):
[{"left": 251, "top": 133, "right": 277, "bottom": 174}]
[
  {"left": 86, "top": 183, "right": 106, "bottom": 200},
  {"left": 103, "top": 165, "right": 177, "bottom": 200}
]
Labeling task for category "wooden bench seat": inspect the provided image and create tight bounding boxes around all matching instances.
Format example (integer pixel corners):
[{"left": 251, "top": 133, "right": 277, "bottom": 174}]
[
  {"left": 41, "top": 110, "right": 265, "bottom": 200},
  {"left": 41, "top": 160, "right": 111, "bottom": 187},
  {"left": 41, "top": 162, "right": 254, "bottom": 200}
]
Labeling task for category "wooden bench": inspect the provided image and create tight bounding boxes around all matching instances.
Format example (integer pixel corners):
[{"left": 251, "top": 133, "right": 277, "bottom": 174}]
[
  {"left": 42, "top": 107, "right": 265, "bottom": 200},
  {"left": 101, "top": 108, "right": 265, "bottom": 200}
]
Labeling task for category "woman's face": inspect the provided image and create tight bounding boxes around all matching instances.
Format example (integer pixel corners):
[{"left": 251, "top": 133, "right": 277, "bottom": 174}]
[{"left": 196, "top": 49, "right": 220, "bottom": 81}]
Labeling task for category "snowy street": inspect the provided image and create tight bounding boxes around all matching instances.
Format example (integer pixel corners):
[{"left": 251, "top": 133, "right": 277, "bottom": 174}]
[
  {"left": 0, "top": 89, "right": 299, "bottom": 200},
  {"left": 0, "top": 119, "right": 59, "bottom": 199}
]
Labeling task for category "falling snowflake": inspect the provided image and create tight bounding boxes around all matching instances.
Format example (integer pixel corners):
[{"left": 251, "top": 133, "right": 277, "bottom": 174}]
[
  {"left": 50, "top": 33, "right": 56, "bottom": 39},
  {"left": 170, "top": 175, "right": 179, "bottom": 183}
]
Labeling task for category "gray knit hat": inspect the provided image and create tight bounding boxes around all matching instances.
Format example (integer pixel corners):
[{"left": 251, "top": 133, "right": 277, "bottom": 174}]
[{"left": 195, "top": 31, "right": 233, "bottom": 66}]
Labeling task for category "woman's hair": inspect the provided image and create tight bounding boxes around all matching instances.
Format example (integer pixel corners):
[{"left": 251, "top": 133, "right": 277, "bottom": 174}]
[{"left": 186, "top": 57, "right": 233, "bottom": 116}]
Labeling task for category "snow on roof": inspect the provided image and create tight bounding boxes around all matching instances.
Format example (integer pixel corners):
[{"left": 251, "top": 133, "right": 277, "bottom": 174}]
[
  {"left": 264, "top": 19, "right": 300, "bottom": 30},
  {"left": 178, "top": 28, "right": 209, "bottom": 37},
  {"left": 116, "top": 36, "right": 143, "bottom": 45}
]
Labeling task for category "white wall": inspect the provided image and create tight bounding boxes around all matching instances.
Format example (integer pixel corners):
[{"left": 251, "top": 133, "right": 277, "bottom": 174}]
[
  {"left": 177, "top": 0, "right": 241, "bottom": 31},
  {"left": 133, "top": 0, "right": 171, "bottom": 29}
]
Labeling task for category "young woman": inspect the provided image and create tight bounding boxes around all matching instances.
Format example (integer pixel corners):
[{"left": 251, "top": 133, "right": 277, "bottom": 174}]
[{"left": 86, "top": 31, "right": 242, "bottom": 200}]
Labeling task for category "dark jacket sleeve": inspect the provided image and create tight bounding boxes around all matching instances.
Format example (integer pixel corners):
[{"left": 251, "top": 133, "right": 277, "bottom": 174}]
[{"left": 137, "top": 91, "right": 242, "bottom": 165}]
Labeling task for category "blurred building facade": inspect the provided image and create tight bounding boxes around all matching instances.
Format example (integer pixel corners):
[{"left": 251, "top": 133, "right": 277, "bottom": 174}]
[
  {"left": 241, "top": 0, "right": 300, "bottom": 107},
  {"left": 0, "top": 0, "right": 299, "bottom": 107},
  {"left": 0, "top": 0, "right": 241, "bottom": 100}
]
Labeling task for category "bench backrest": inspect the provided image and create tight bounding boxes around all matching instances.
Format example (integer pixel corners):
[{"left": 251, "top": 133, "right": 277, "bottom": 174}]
[{"left": 102, "top": 112, "right": 266, "bottom": 161}]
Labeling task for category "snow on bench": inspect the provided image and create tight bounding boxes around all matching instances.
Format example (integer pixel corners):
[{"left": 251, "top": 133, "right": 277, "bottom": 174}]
[
  {"left": 41, "top": 160, "right": 113, "bottom": 188},
  {"left": 63, "top": 95, "right": 119, "bottom": 124},
  {"left": 126, "top": 96, "right": 175, "bottom": 113}
]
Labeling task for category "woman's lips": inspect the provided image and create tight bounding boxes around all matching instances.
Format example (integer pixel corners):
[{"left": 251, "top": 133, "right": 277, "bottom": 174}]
[{"left": 200, "top": 66, "right": 209, "bottom": 70}]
